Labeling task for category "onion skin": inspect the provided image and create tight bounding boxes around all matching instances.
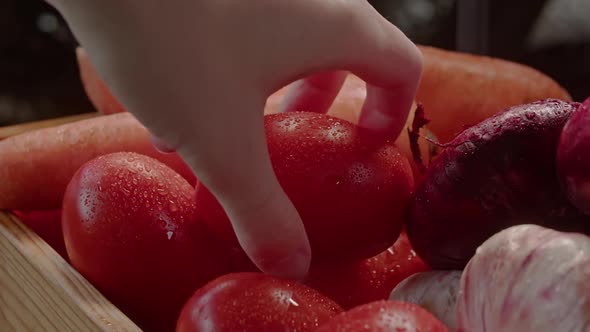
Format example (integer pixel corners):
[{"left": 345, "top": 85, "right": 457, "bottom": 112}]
[
  {"left": 456, "top": 224, "right": 590, "bottom": 332},
  {"left": 557, "top": 96, "right": 590, "bottom": 216},
  {"left": 389, "top": 270, "right": 461, "bottom": 330},
  {"left": 407, "top": 99, "right": 590, "bottom": 270}
]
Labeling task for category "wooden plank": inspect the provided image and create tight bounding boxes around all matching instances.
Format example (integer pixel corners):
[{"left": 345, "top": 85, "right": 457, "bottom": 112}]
[
  {"left": 0, "top": 113, "right": 99, "bottom": 140},
  {"left": 0, "top": 211, "right": 141, "bottom": 332}
]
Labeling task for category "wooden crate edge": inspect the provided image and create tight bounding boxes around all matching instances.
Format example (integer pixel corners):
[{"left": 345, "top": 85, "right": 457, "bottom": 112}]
[{"left": 0, "top": 210, "right": 141, "bottom": 332}]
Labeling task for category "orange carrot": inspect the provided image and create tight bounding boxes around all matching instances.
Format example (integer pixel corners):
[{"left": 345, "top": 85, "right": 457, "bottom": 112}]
[
  {"left": 416, "top": 45, "right": 572, "bottom": 143},
  {"left": 76, "top": 45, "right": 567, "bottom": 178},
  {"left": 0, "top": 112, "right": 196, "bottom": 210}
]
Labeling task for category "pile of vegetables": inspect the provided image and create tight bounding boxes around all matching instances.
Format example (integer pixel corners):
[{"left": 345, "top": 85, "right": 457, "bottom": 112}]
[{"left": 1, "top": 44, "right": 589, "bottom": 332}]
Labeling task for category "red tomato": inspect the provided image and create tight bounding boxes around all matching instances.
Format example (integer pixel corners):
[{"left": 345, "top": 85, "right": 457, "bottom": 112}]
[
  {"left": 12, "top": 209, "right": 68, "bottom": 261},
  {"left": 62, "top": 152, "right": 231, "bottom": 332},
  {"left": 176, "top": 272, "right": 343, "bottom": 332},
  {"left": 305, "top": 230, "right": 430, "bottom": 309},
  {"left": 317, "top": 300, "right": 450, "bottom": 332},
  {"left": 196, "top": 112, "right": 414, "bottom": 263}
]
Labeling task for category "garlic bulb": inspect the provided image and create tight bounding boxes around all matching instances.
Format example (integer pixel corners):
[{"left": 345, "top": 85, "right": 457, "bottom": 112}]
[
  {"left": 456, "top": 224, "right": 590, "bottom": 332},
  {"left": 389, "top": 270, "right": 461, "bottom": 330}
]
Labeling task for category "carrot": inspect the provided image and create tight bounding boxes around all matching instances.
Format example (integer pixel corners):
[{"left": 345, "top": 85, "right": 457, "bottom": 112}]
[
  {"left": 0, "top": 112, "right": 196, "bottom": 210},
  {"left": 76, "top": 47, "right": 127, "bottom": 115},
  {"left": 77, "top": 45, "right": 568, "bottom": 179},
  {"left": 416, "top": 45, "right": 572, "bottom": 143},
  {"left": 0, "top": 113, "right": 99, "bottom": 140}
]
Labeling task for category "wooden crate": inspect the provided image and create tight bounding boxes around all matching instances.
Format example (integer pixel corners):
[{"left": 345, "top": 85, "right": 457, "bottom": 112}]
[{"left": 0, "top": 114, "right": 141, "bottom": 331}]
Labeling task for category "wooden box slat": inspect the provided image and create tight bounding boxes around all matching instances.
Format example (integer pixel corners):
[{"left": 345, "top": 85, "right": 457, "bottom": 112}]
[{"left": 0, "top": 211, "right": 141, "bottom": 332}]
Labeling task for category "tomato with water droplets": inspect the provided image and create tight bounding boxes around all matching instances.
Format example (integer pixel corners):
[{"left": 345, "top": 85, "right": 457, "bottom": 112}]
[
  {"left": 305, "top": 230, "right": 430, "bottom": 309},
  {"left": 62, "top": 152, "right": 231, "bottom": 332},
  {"left": 176, "top": 272, "right": 343, "bottom": 332},
  {"left": 316, "top": 300, "right": 449, "bottom": 332},
  {"left": 196, "top": 112, "right": 414, "bottom": 263}
]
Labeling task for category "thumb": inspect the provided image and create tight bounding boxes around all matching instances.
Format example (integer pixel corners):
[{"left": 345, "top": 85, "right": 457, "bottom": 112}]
[{"left": 174, "top": 95, "right": 312, "bottom": 280}]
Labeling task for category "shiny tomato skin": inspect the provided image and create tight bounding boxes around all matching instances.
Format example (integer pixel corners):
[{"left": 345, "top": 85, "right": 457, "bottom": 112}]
[
  {"left": 305, "top": 230, "right": 430, "bottom": 309},
  {"left": 62, "top": 152, "right": 231, "bottom": 332},
  {"left": 176, "top": 272, "right": 343, "bottom": 332},
  {"left": 317, "top": 300, "right": 450, "bottom": 332},
  {"left": 196, "top": 112, "right": 414, "bottom": 263}
]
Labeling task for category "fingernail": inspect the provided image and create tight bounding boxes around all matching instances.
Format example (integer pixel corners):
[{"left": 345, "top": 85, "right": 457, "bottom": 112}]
[{"left": 259, "top": 249, "right": 311, "bottom": 281}]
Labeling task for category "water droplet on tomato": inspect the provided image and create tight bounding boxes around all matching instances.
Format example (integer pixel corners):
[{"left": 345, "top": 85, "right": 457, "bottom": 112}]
[
  {"left": 157, "top": 187, "right": 168, "bottom": 196},
  {"left": 288, "top": 297, "right": 299, "bottom": 307},
  {"left": 169, "top": 201, "right": 178, "bottom": 212},
  {"left": 121, "top": 187, "right": 131, "bottom": 196}
]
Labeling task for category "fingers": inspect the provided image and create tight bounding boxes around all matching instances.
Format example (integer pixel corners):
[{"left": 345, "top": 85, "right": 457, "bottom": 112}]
[
  {"left": 175, "top": 95, "right": 312, "bottom": 280},
  {"left": 222, "top": 180, "right": 312, "bottom": 279},
  {"left": 45, "top": 0, "right": 422, "bottom": 281},
  {"left": 269, "top": 1, "right": 423, "bottom": 140},
  {"left": 355, "top": 26, "right": 423, "bottom": 140},
  {"left": 340, "top": 3, "right": 423, "bottom": 140},
  {"left": 278, "top": 71, "right": 348, "bottom": 114}
]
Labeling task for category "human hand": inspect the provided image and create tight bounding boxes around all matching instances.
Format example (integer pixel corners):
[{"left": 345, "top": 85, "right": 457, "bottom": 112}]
[{"left": 46, "top": 0, "right": 423, "bottom": 280}]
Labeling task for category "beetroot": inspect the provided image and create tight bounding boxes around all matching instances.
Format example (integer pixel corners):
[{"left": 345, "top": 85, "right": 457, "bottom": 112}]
[
  {"left": 557, "top": 96, "right": 590, "bottom": 216},
  {"left": 406, "top": 98, "right": 590, "bottom": 269}
]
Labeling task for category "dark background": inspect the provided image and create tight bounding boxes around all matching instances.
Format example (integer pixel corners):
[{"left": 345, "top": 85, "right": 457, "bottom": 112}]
[{"left": 1, "top": 0, "right": 588, "bottom": 126}]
